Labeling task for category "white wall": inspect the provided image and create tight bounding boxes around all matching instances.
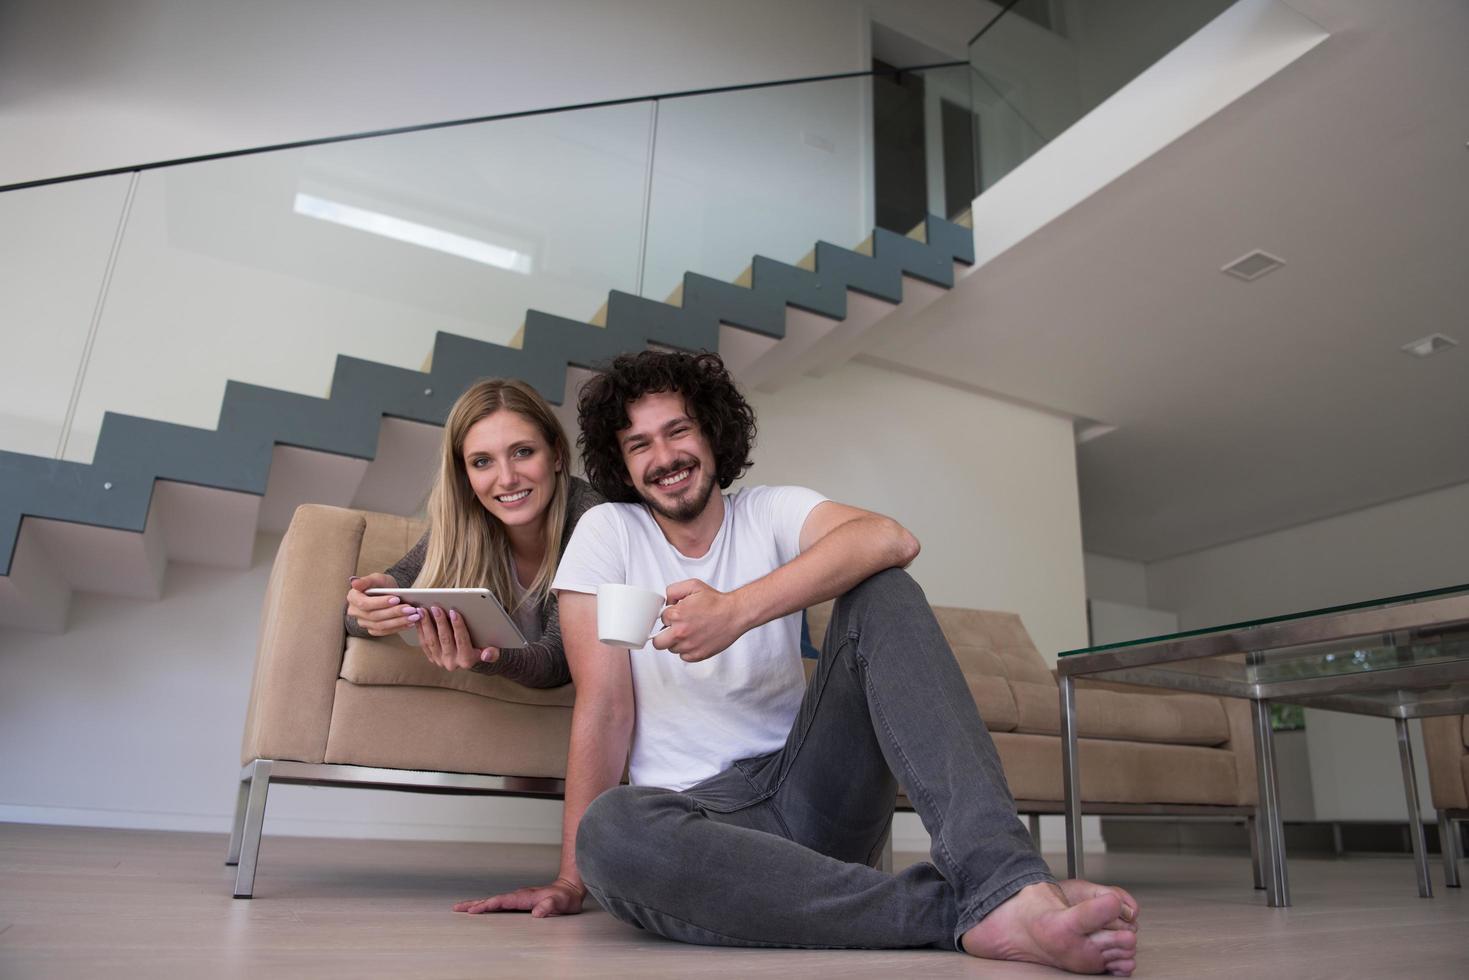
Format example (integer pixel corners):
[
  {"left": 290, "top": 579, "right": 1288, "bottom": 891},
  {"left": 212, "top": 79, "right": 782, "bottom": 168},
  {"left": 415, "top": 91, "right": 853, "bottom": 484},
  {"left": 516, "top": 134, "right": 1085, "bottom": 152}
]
[
  {"left": 747, "top": 360, "right": 1090, "bottom": 662},
  {"left": 1083, "top": 552, "right": 1150, "bottom": 608},
  {"left": 1146, "top": 481, "right": 1469, "bottom": 626},
  {"left": 1146, "top": 481, "right": 1469, "bottom": 822},
  {"left": 0, "top": 360, "right": 1090, "bottom": 851}
]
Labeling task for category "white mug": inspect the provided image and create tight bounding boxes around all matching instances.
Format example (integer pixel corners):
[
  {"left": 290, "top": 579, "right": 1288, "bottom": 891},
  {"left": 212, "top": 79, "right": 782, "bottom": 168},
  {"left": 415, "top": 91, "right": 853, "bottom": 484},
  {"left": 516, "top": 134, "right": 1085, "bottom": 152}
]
[{"left": 597, "top": 583, "right": 667, "bottom": 648}]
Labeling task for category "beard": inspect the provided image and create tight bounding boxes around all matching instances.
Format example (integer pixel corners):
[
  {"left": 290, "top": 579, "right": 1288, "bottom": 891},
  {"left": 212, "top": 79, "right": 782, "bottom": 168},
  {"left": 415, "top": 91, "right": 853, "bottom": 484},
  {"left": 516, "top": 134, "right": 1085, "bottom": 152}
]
[{"left": 639, "top": 458, "right": 717, "bottom": 523}]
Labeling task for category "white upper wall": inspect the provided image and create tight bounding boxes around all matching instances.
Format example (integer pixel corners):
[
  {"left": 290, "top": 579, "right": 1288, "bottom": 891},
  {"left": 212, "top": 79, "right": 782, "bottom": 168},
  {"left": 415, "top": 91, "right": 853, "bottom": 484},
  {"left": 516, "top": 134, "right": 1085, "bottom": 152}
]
[
  {"left": 747, "top": 361, "right": 1089, "bottom": 663},
  {"left": 1082, "top": 552, "right": 1150, "bottom": 608},
  {"left": 1145, "top": 479, "right": 1469, "bottom": 628},
  {"left": 0, "top": 0, "right": 870, "bottom": 188}
]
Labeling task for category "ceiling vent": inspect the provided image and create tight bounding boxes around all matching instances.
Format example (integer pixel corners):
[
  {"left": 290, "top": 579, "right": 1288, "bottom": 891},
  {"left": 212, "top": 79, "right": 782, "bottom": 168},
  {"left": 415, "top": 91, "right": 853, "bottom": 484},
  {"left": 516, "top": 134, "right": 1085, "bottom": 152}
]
[
  {"left": 1221, "top": 250, "right": 1285, "bottom": 281},
  {"left": 1401, "top": 333, "right": 1459, "bottom": 358}
]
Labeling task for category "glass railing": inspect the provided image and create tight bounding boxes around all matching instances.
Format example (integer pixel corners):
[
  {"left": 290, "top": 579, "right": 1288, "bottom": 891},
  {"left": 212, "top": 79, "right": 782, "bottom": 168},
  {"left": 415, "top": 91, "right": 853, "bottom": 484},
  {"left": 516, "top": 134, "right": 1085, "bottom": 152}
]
[
  {"left": 0, "top": 64, "right": 979, "bottom": 466},
  {"left": 967, "top": 0, "right": 1239, "bottom": 192}
]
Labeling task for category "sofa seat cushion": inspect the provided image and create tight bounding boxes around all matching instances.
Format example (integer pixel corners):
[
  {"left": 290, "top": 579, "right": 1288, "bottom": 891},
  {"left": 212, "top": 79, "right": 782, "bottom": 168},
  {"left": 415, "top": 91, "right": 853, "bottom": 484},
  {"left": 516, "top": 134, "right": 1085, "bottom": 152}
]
[
  {"left": 993, "top": 732, "right": 1246, "bottom": 806},
  {"left": 1009, "top": 680, "right": 1230, "bottom": 746},
  {"left": 340, "top": 636, "right": 576, "bottom": 708}
]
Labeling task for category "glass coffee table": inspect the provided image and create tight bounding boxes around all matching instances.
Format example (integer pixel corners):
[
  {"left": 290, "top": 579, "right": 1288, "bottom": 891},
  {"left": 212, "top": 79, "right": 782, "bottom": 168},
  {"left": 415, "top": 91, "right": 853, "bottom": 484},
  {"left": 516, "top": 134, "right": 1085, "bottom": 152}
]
[{"left": 1056, "top": 583, "right": 1469, "bottom": 907}]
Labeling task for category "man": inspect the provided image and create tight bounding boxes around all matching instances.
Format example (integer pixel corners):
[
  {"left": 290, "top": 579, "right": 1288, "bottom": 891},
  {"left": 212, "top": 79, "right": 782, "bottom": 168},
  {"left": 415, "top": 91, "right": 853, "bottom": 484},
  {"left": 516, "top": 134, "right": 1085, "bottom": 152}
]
[{"left": 457, "top": 350, "right": 1139, "bottom": 976}]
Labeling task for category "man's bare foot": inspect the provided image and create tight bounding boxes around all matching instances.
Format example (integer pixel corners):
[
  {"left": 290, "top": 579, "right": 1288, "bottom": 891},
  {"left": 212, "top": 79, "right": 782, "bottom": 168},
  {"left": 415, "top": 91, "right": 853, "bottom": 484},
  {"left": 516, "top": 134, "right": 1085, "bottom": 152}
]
[
  {"left": 1058, "top": 880, "right": 1140, "bottom": 932},
  {"left": 961, "top": 881, "right": 1137, "bottom": 976}
]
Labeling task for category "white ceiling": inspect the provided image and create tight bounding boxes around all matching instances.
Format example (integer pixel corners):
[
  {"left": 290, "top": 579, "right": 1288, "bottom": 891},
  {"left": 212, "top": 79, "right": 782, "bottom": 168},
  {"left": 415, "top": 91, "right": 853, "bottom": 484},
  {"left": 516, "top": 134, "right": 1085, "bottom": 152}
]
[{"left": 864, "top": 0, "right": 1469, "bottom": 561}]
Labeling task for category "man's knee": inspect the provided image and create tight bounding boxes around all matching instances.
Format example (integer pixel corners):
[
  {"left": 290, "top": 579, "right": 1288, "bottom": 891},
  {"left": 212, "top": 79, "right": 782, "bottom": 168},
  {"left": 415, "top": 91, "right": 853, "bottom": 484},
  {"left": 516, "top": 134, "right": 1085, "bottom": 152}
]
[
  {"left": 836, "top": 567, "right": 927, "bottom": 617},
  {"left": 576, "top": 785, "right": 667, "bottom": 889}
]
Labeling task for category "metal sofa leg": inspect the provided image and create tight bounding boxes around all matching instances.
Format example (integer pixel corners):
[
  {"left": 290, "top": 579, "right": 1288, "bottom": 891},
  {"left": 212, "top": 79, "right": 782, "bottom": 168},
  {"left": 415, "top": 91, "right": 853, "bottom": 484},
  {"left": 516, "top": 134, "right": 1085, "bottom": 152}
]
[
  {"left": 233, "top": 759, "right": 274, "bottom": 899},
  {"left": 1028, "top": 813, "right": 1042, "bottom": 851},
  {"left": 1248, "top": 813, "right": 1264, "bottom": 889},
  {"left": 878, "top": 824, "right": 894, "bottom": 873},
  {"left": 1441, "top": 811, "right": 1462, "bottom": 888},
  {"left": 226, "top": 772, "right": 250, "bottom": 866}
]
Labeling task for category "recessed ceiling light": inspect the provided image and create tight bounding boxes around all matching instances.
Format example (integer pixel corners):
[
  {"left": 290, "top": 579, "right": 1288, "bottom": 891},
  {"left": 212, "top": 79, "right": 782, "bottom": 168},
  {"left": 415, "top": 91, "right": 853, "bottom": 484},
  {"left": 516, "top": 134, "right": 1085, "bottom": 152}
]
[
  {"left": 1221, "top": 250, "right": 1285, "bottom": 281},
  {"left": 1401, "top": 334, "right": 1459, "bottom": 358}
]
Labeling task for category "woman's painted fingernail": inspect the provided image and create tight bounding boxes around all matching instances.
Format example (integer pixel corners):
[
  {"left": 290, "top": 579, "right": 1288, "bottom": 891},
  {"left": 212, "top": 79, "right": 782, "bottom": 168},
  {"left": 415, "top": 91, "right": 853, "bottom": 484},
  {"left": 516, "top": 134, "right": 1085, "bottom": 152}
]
[
  {"left": 387, "top": 596, "right": 400, "bottom": 605},
  {"left": 449, "top": 609, "right": 459, "bottom": 622}
]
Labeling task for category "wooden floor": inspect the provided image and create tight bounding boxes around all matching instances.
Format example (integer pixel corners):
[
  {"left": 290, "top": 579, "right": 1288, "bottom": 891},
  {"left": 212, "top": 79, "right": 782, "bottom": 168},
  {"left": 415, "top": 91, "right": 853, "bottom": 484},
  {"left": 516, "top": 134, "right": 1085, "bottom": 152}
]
[{"left": 1, "top": 823, "right": 1465, "bottom": 979}]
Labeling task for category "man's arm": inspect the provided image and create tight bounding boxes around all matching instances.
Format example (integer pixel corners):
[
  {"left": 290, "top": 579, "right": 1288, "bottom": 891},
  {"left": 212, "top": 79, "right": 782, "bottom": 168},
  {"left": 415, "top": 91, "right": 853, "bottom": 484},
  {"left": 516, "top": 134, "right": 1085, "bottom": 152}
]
[
  {"left": 655, "top": 501, "right": 918, "bottom": 663},
  {"left": 454, "top": 591, "right": 634, "bottom": 915}
]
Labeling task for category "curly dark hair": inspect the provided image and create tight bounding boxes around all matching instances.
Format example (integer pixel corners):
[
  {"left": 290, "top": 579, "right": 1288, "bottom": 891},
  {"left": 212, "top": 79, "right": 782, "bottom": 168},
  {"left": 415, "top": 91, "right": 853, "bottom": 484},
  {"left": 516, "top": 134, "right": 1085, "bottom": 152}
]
[{"left": 577, "top": 350, "right": 756, "bottom": 504}]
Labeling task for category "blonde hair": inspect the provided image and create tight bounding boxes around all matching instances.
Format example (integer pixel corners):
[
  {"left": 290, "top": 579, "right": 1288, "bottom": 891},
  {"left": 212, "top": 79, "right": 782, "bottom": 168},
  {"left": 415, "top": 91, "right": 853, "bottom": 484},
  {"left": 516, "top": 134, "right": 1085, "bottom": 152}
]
[{"left": 415, "top": 378, "right": 571, "bottom": 618}]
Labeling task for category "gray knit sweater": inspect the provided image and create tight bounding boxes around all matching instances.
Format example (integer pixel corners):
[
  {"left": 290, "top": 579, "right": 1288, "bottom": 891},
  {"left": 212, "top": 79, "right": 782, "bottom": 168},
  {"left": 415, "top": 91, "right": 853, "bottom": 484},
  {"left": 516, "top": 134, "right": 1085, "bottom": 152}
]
[{"left": 344, "top": 477, "right": 603, "bottom": 688}]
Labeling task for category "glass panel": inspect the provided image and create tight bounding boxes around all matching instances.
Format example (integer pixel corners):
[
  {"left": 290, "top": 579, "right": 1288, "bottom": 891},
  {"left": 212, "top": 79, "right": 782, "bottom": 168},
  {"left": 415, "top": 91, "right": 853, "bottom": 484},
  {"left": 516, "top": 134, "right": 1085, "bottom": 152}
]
[
  {"left": 969, "top": 0, "right": 1237, "bottom": 191},
  {"left": 641, "top": 76, "right": 871, "bottom": 303},
  {"left": 62, "top": 103, "right": 652, "bottom": 463},
  {"left": 921, "top": 64, "right": 980, "bottom": 223},
  {"left": 1247, "top": 635, "right": 1469, "bottom": 685},
  {"left": 0, "top": 175, "right": 132, "bottom": 458},
  {"left": 1062, "top": 582, "right": 1469, "bottom": 657}
]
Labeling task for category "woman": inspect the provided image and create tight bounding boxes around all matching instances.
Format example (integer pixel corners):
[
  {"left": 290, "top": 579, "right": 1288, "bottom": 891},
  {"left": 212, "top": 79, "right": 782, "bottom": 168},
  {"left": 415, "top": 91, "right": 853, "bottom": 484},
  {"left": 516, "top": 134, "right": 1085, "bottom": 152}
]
[{"left": 345, "top": 378, "right": 601, "bottom": 687}]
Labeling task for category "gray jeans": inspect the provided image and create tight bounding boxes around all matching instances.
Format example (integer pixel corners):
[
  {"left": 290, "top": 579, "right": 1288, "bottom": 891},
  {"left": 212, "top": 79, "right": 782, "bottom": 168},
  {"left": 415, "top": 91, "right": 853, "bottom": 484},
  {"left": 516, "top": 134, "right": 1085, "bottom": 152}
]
[{"left": 575, "top": 568, "right": 1054, "bottom": 950}]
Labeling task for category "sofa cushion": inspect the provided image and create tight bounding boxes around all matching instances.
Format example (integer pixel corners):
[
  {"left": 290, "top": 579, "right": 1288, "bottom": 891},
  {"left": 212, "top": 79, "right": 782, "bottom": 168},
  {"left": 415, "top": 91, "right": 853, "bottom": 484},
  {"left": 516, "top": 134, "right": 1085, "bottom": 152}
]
[
  {"left": 993, "top": 731, "right": 1247, "bottom": 806},
  {"left": 932, "top": 607, "right": 1056, "bottom": 686},
  {"left": 341, "top": 635, "right": 576, "bottom": 708},
  {"left": 1010, "top": 679, "right": 1231, "bottom": 746},
  {"left": 325, "top": 680, "right": 572, "bottom": 778},
  {"left": 805, "top": 601, "right": 1019, "bottom": 731}
]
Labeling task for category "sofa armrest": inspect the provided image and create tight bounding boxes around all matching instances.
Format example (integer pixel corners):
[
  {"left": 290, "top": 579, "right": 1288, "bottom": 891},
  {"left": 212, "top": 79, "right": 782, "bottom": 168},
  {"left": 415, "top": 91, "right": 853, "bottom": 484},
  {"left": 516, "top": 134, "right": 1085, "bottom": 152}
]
[
  {"left": 239, "top": 504, "right": 367, "bottom": 765},
  {"left": 1422, "top": 716, "right": 1468, "bottom": 811}
]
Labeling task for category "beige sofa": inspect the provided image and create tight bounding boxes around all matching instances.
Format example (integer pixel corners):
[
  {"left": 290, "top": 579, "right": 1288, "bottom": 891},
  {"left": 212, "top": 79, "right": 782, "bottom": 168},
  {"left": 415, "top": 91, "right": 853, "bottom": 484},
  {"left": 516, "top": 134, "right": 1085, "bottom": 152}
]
[
  {"left": 1422, "top": 716, "right": 1467, "bottom": 887},
  {"left": 230, "top": 504, "right": 1259, "bottom": 897}
]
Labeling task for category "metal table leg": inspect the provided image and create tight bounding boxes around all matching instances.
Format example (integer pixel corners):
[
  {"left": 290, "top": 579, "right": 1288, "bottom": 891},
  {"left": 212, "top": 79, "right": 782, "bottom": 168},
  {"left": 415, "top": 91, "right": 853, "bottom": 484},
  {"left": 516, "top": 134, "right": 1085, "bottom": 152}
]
[
  {"left": 1440, "top": 810, "right": 1462, "bottom": 888},
  {"left": 1247, "top": 814, "right": 1264, "bottom": 889},
  {"left": 1250, "top": 700, "right": 1290, "bottom": 906},
  {"left": 1059, "top": 674, "right": 1083, "bottom": 880},
  {"left": 1396, "top": 719, "right": 1432, "bottom": 898}
]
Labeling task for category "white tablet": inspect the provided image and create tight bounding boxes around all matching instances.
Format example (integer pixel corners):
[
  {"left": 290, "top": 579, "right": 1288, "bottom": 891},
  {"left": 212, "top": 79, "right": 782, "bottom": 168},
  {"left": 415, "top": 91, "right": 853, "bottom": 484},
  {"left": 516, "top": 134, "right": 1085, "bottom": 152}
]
[{"left": 365, "top": 587, "right": 528, "bottom": 650}]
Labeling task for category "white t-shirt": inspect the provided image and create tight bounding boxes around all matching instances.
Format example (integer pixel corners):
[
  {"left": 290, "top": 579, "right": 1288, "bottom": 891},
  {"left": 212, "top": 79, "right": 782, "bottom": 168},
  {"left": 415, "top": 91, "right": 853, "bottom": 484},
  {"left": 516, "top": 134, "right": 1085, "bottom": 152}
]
[{"left": 552, "top": 484, "right": 827, "bottom": 791}]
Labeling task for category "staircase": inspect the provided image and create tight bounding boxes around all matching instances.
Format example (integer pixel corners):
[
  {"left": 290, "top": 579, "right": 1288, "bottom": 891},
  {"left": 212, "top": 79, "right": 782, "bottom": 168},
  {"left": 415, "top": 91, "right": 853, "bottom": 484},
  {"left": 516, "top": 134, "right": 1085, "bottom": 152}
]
[{"left": 0, "top": 214, "right": 974, "bottom": 634}]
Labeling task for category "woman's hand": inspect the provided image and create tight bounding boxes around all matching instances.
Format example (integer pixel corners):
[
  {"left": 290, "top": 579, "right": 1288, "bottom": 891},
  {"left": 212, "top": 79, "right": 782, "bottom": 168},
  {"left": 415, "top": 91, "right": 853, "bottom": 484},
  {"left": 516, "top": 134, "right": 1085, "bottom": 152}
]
[
  {"left": 346, "top": 573, "right": 419, "bottom": 636},
  {"left": 453, "top": 878, "right": 586, "bottom": 918},
  {"left": 416, "top": 604, "right": 502, "bottom": 671}
]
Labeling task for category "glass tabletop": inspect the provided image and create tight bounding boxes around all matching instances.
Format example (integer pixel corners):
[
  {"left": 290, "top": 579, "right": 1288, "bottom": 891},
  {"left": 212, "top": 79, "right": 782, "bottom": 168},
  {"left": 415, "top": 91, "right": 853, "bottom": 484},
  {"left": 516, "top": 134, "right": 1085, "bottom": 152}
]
[{"left": 1056, "top": 582, "right": 1469, "bottom": 718}]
